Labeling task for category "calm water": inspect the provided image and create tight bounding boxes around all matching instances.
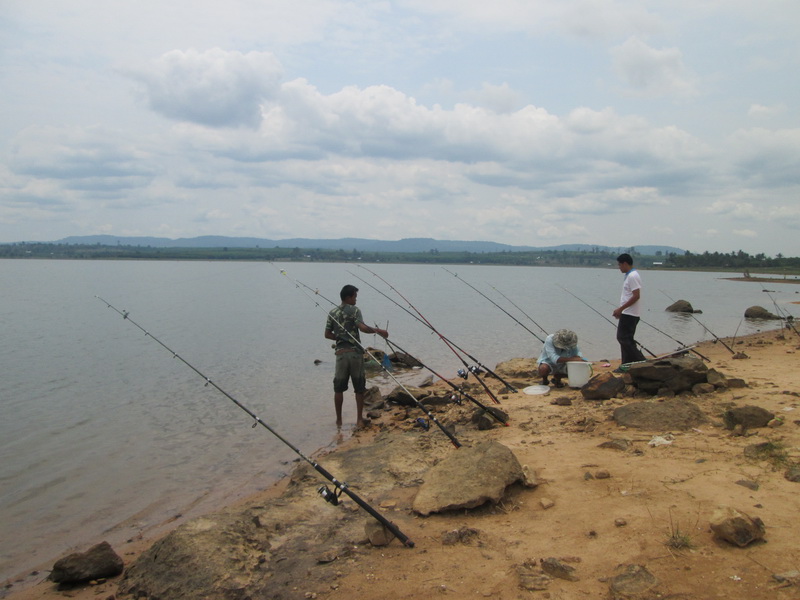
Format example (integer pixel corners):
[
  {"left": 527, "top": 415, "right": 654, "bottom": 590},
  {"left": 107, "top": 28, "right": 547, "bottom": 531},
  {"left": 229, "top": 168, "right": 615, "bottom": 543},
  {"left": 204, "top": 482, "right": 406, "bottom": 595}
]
[{"left": 1, "top": 259, "right": 796, "bottom": 582}]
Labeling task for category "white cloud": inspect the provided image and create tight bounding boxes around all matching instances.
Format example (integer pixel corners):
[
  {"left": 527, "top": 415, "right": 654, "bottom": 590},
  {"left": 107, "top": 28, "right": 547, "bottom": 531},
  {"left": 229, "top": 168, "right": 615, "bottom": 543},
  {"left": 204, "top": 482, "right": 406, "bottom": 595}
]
[
  {"left": 611, "top": 37, "right": 697, "bottom": 97},
  {"left": 124, "top": 49, "right": 284, "bottom": 128}
]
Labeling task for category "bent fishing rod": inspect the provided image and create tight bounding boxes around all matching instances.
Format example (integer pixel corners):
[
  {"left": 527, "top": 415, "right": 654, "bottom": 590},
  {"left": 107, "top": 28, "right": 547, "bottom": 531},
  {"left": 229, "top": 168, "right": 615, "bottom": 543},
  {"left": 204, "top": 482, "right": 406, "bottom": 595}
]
[
  {"left": 441, "top": 267, "right": 545, "bottom": 344},
  {"left": 353, "top": 264, "right": 511, "bottom": 399},
  {"left": 273, "top": 267, "right": 462, "bottom": 449},
  {"left": 348, "top": 265, "right": 519, "bottom": 396},
  {"left": 557, "top": 285, "right": 657, "bottom": 358},
  {"left": 594, "top": 296, "right": 710, "bottom": 362},
  {"left": 95, "top": 295, "right": 415, "bottom": 548},
  {"left": 659, "top": 290, "right": 735, "bottom": 355},
  {"left": 287, "top": 276, "right": 509, "bottom": 427},
  {"left": 488, "top": 284, "right": 550, "bottom": 339}
]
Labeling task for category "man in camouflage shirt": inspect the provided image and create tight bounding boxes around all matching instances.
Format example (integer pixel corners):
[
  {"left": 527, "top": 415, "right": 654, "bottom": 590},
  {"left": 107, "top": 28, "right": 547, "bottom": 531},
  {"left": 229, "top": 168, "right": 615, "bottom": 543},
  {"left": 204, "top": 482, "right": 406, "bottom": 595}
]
[{"left": 324, "top": 284, "right": 388, "bottom": 428}]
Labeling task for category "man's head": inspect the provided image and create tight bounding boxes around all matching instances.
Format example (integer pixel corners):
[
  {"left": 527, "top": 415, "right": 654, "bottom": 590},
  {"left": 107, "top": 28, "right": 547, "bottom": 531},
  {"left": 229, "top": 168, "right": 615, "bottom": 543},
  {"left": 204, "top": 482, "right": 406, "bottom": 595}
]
[
  {"left": 617, "top": 253, "right": 633, "bottom": 273},
  {"left": 552, "top": 329, "right": 578, "bottom": 350},
  {"left": 340, "top": 284, "right": 359, "bottom": 304}
]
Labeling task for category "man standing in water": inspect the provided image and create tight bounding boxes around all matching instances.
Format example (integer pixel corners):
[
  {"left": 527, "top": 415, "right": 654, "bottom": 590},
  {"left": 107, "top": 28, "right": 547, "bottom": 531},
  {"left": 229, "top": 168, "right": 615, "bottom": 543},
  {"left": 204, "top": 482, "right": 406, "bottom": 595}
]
[
  {"left": 612, "top": 253, "right": 647, "bottom": 366},
  {"left": 325, "top": 285, "right": 388, "bottom": 429}
]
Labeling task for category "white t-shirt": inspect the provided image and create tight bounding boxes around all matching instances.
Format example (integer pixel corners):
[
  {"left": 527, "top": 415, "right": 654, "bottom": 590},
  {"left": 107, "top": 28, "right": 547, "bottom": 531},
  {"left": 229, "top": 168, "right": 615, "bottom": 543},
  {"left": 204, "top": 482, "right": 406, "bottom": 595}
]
[{"left": 620, "top": 270, "right": 642, "bottom": 317}]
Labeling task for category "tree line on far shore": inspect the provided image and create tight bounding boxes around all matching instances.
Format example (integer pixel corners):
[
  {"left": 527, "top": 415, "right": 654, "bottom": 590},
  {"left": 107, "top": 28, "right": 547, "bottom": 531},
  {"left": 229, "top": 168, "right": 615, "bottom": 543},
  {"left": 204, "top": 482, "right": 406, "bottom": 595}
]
[{"left": 1, "top": 242, "right": 798, "bottom": 274}]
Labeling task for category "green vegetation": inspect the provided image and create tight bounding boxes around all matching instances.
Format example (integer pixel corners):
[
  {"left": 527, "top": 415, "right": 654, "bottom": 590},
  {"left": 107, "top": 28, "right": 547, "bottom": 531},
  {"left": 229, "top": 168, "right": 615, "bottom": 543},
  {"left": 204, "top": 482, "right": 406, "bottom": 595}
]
[{"left": 2, "top": 242, "right": 799, "bottom": 274}]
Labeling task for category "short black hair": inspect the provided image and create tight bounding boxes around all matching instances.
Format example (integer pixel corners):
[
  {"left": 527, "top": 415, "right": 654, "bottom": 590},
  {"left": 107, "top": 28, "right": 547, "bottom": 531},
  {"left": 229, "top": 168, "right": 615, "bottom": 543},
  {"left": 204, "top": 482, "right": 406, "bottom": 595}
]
[
  {"left": 617, "top": 253, "right": 633, "bottom": 265},
  {"left": 340, "top": 284, "right": 359, "bottom": 301}
]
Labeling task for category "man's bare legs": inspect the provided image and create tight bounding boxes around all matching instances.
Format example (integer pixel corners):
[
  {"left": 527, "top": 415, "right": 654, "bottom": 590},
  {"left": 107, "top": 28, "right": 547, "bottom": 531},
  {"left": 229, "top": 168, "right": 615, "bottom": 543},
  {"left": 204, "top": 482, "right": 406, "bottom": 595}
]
[
  {"left": 537, "top": 363, "right": 563, "bottom": 387},
  {"left": 334, "top": 391, "right": 367, "bottom": 428}
]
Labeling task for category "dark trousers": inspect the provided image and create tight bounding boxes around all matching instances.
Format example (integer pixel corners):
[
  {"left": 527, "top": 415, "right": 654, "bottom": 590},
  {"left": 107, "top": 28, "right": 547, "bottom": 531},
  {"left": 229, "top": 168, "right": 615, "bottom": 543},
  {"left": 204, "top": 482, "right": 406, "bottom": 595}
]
[{"left": 617, "top": 314, "right": 646, "bottom": 364}]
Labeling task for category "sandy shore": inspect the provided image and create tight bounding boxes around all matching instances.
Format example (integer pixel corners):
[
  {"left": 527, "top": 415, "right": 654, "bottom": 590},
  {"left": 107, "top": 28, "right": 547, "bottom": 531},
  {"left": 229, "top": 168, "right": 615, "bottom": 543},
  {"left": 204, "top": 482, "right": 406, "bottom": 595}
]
[{"left": 5, "top": 324, "right": 800, "bottom": 600}]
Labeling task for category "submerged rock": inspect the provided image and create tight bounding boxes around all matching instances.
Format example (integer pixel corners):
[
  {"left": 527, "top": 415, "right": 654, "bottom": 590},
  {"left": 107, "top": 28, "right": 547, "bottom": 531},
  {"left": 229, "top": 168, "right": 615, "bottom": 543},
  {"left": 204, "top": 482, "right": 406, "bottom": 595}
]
[
  {"left": 744, "top": 306, "right": 782, "bottom": 320},
  {"left": 50, "top": 541, "right": 124, "bottom": 584}
]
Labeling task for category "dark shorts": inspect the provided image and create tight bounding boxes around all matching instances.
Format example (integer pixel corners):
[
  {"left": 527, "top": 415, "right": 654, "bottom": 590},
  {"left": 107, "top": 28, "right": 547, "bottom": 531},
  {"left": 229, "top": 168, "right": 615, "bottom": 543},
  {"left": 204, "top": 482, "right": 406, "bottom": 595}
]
[{"left": 333, "top": 350, "right": 366, "bottom": 393}]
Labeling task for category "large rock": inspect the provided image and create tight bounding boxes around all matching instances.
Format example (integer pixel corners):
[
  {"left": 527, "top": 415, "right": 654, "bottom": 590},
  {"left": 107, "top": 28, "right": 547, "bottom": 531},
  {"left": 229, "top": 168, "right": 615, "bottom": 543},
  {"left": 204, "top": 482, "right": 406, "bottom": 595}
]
[
  {"left": 665, "top": 299, "right": 696, "bottom": 313},
  {"left": 385, "top": 385, "right": 428, "bottom": 406},
  {"left": 493, "top": 357, "right": 536, "bottom": 379},
  {"left": 744, "top": 306, "right": 782, "bottom": 320},
  {"left": 50, "top": 541, "right": 124, "bottom": 584},
  {"left": 413, "top": 441, "right": 528, "bottom": 515},
  {"left": 581, "top": 372, "right": 626, "bottom": 400},
  {"left": 613, "top": 399, "right": 707, "bottom": 430},
  {"left": 627, "top": 356, "right": 708, "bottom": 394},
  {"left": 608, "top": 564, "right": 659, "bottom": 599},
  {"left": 709, "top": 507, "right": 765, "bottom": 547}
]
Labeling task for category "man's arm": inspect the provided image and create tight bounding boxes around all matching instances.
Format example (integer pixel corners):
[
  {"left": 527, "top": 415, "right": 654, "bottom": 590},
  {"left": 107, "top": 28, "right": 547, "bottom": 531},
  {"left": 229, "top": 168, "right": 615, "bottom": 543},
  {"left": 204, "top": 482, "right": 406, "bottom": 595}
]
[
  {"left": 613, "top": 288, "right": 640, "bottom": 318},
  {"left": 357, "top": 322, "right": 389, "bottom": 338}
]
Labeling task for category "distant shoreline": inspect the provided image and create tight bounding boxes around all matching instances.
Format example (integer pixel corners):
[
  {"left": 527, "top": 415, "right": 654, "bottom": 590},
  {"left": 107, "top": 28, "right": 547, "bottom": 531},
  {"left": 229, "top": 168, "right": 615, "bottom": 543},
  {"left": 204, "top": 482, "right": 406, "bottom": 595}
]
[{"left": 722, "top": 276, "right": 800, "bottom": 284}]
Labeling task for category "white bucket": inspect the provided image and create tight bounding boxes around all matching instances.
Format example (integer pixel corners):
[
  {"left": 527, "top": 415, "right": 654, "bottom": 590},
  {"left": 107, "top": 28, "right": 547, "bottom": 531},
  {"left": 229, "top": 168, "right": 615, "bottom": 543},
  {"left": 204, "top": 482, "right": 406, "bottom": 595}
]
[{"left": 566, "top": 361, "right": 593, "bottom": 388}]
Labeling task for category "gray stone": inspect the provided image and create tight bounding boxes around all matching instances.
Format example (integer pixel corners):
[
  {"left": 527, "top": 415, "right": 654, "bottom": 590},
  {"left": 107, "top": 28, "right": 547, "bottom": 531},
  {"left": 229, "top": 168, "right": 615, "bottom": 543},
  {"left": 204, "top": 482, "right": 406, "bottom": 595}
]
[
  {"left": 706, "top": 368, "right": 728, "bottom": 388},
  {"left": 613, "top": 399, "right": 707, "bottom": 430},
  {"left": 608, "top": 564, "right": 658, "bottom": 599},
  {"left": 665, "top": 299, "right": 695, "bottom": 313},
  {"left": 723, "top": 405, "right": 774, "bottom": 430},
  {"left": 540, "top": 557, "right": 578, "bottom": 581},
  {"left": 785, "top": 464, "right": 800, "bottom": 483},
  {"left": 581, "top": 372, "right": 626, "bottom": 400},
  {"left": 412, "top": 441, "right": 527, "bottom": 515},
  {"left": 627, "top": 356, "right": 708, "bottom": 394},
  {"left": 744, "top": 306, "right": 782, "bottom": 320},
  {"left": 50, "top": 541, "right": 124, "bottom": 584},
  {"left": 385, "top": 385, "right": 428, "bottom": 406},
  {"left": 692, "top": 382, "right": 716, "bottom": 395},
  {"left": 709, "top": 506, "right": 765, "bottom": 547}
]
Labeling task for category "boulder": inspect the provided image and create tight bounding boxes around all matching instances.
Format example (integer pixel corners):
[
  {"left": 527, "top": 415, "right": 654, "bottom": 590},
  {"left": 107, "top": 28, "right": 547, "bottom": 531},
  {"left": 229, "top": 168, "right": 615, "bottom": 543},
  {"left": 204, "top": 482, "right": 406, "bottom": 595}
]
[
  {"left": 385, "top": 385, "right": 428, "bottom": 406},
  {"left": 627, "top": 356, "right": 708, "bottom": 394},
  {"left": 413, "top": 441, "right": 527, "bottom": 515},
  {"left": 581, "top": 372, "right": 626, "bottom": 400},
  {"left": 613, "top": 399, "right": 707, "bottom": 430},
  {"left": 665, "top": 299, "right": 696, "bottom": 313},
  {"left": 709, "top": 506, "right": 765, "bottom": 547},
  {"left": 50, "top": 541, "right": 124, "bottom": 584},
  {"left": 493, "top": 357, "right": 537, "bottom": 379},
  {"left": 784, "top": 464, "right": 800, "bottom": 483},
  {"left": 744, "top": 306, "right": 782, "bottom": 320},
  {"left": 723, "top": 405, "right": 774, "bottom": 430}
]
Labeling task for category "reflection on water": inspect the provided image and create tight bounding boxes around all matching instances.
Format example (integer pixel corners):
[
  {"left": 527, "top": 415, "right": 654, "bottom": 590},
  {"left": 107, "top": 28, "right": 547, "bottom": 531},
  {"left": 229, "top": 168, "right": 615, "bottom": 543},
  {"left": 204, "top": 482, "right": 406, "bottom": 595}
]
[{"left": 0, "top": 259, "right": 793, "bottom": 581}]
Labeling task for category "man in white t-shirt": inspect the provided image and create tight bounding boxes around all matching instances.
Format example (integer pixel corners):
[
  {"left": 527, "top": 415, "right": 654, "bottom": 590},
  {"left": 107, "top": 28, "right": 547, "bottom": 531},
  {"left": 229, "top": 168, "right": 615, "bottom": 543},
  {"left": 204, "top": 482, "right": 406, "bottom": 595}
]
[{"left": 612, "top": 253, "right": 646, "bottom": 365}]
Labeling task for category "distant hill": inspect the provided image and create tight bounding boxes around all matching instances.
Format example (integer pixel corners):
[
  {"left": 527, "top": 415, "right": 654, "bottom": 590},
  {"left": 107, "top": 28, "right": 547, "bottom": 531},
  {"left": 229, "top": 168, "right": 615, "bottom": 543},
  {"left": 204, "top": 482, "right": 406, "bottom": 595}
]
[{"left": 49, "top": 235, "right": 684, "bottom": 256}]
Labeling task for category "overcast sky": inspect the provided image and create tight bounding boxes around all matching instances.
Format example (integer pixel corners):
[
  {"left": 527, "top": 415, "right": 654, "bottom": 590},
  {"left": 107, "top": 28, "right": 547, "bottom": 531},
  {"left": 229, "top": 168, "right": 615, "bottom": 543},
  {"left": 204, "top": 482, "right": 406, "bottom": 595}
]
[{"left": 1, "top": 1, "right": 798, "bottom": 255}]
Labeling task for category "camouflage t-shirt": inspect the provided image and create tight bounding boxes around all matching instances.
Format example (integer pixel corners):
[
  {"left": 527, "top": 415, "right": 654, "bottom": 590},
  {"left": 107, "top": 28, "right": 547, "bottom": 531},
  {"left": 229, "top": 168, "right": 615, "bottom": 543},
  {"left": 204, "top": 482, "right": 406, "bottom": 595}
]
[{"left": 325, "top": 304, "right": 364, "bottom": 351}]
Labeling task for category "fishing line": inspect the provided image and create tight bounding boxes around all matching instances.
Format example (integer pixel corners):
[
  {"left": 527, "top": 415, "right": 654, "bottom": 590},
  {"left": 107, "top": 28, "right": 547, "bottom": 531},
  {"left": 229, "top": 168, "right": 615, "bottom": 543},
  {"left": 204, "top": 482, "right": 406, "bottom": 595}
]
[
  {"left": 594, "top": 296, "right": 709, "bottom": 362},
  {"left": 354, "top": 264, "right": 511, "bottom": 399},
  {"left": 273, "top": 266, "right": 462, "bottom": 448},
  {"left": 557, "top": 285, "right": 657, "bottom": 358},
  {"left": 348, "top": 265, "right": 519, "bottom": 396},
  {"left": 488, "top": 284, "right": 550, "bottom": 338},
  {"left": 95, "top": 295, "right": 415, "bottom": 548},
  {"left": 659, "top": 290, "right": 736, "bottom": 355},
  {"left": 442, "top": 267, "right": 545, "bottom": 344}
]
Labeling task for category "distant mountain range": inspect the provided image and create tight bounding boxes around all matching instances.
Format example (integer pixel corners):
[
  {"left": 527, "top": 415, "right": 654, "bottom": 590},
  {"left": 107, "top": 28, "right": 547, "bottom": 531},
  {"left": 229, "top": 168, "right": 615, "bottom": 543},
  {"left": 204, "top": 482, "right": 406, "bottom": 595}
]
[{"left": 48, "top": 235, "right": 684, "bottom": 255}]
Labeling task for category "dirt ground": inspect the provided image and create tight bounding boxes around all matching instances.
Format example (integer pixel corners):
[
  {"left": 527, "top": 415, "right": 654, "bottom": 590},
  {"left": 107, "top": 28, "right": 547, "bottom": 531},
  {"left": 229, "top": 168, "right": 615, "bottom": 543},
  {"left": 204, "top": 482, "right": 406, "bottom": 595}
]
[{"left": 5, "top": 325, "right": 800, "bottom": 600}]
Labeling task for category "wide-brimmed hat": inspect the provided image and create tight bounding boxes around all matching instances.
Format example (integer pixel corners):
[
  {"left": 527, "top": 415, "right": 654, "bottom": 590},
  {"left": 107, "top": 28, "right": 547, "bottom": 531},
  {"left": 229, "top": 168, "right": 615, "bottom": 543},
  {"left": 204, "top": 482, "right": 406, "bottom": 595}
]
[{"left": 552, "top": 329, "right": 578, "bottom": 350}]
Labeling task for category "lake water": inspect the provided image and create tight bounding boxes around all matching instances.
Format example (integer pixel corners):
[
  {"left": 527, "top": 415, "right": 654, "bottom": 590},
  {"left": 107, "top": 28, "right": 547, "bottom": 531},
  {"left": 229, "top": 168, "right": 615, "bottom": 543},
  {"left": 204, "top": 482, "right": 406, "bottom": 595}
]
[{"left": 1, "top": 259, "right": 796, "bottom": 583}]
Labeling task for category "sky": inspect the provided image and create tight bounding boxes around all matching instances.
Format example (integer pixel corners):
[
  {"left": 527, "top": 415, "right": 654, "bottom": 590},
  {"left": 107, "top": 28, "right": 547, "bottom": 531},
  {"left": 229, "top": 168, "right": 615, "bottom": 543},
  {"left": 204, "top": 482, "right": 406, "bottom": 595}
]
[{"left": 1, "top": 1, "right": 798, "bottom": 255}]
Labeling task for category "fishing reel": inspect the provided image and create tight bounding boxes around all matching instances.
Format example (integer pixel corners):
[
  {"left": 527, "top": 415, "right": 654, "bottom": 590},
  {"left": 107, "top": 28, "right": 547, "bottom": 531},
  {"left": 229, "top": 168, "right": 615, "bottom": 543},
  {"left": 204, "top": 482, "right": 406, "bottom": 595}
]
[
  {"left": 468, "top": 365, "right": 483, "bottom": 375},
  {"left": 450, "top": 392, "right": 462, "bottom": 405},
  {"left": 317, "top": 484, "right": 341, "bottom": 506},
  {"left": 457, "top": 368, "right": 468, "bottom": 379},
  {"left": 414, "top": 417, "right": 430, "bottom": 431}
]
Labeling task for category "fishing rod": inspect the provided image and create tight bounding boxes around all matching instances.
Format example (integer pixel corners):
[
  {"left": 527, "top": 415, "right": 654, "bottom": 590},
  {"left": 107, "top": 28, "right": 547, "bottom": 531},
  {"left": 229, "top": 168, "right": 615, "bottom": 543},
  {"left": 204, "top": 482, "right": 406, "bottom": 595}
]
[
  {"left": 489, "top": 284, "right": 550, "bottom": 339},
  {"left": 659, "top": 290, "right": 736, "bottom": 355},
  {"left": 288, "top": 275, "right": 508, "bottom": 427},
  {"left": 354, "top": 264, "right": 510, "bottom": 399},
  {"left": 274, "top": 267, "right": 462, "bottom": 449},
  {"left": 383, "top": 337, "right": 509, "bottom": 426},
  {"left": 594, "top": 296, "right": 710, "bottom": 362},
  {"left": 761, "top": 287, "right": 800, "bottom": 338},
  {"left": 557, "top": 285, "right": 658, "bottom": 358},
  {"left": 95, "top": 295, "right": 414, "bottom": 548},
  {"left": 349, "top": 266, "right": 518, "bottom": 393},
  {"left": 441, "top": 267, "right": 545, "bottom": 344}
]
